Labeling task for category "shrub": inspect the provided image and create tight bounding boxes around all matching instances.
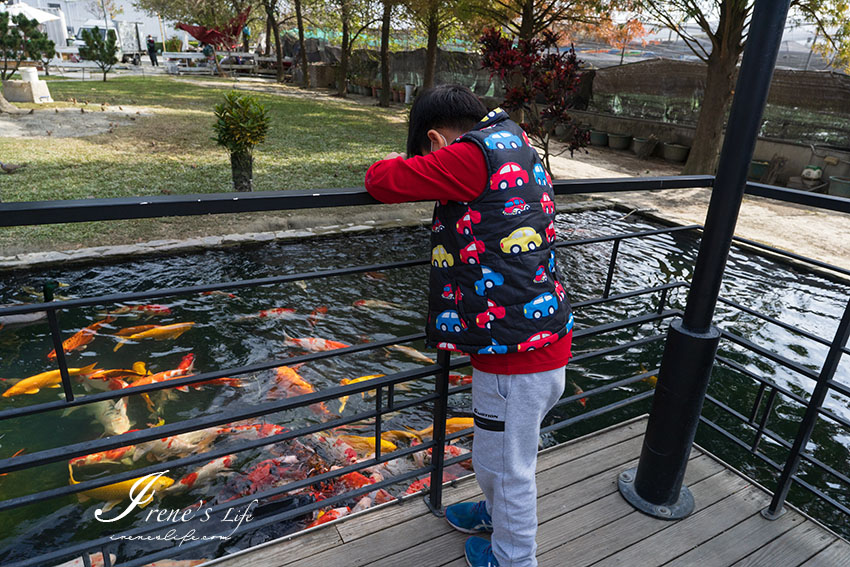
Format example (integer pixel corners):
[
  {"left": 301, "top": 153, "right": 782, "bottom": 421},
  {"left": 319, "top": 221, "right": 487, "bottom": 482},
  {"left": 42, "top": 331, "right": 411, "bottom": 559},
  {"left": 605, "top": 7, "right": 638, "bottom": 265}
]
[
  {"left": 78, "top": 27, "right": 118, "bottom": 82},
  {"left": 213, "top": 91, "right": 269, "bottom": 191}
]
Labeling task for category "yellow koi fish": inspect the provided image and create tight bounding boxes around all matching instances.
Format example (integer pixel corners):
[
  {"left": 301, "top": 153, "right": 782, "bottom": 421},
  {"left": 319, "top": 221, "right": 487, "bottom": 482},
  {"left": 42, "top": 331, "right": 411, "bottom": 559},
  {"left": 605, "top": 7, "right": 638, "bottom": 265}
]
[
  {"left": 336, "top": 434, "right": 397, "bottom": 455},
  {"left": 338, "top": 374, "right": 385, "bottom": 412},
  {"left": 408, "top": 417, "right": 474, "bottom": 440},
  {"left": 640, "top": 364, "right": 658, "bottom": 388},
  {"left": 113, "top": 322, "right": 195, "bottom": 351},
  {"left": 68, "top": 462, "right": 174, "bottom": 513},
  {"left": 2, "top": 363, "right": 98, "bottom": 397},
  {"left": 381, "top": 429, "right": 421, "bottom": 443}
]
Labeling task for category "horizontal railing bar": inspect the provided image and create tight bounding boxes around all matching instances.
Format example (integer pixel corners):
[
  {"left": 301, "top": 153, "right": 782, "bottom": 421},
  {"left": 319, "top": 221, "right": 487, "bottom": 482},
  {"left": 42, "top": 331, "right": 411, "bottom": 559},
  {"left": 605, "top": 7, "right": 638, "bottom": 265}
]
[
  {"left": 0, "top": 332, "right": 427, "bottom": 422},
  {"left": 573, "top": 309, "right": 681, "bottom": 339},
  {"left": 572, "top": 282, "right": 688, "bottom": 310},
  {"left": 826, "top": 379, "right": 850, "bottom": 399},
  {"left": 730, "top": 234, "right": 850, "bottom": 279},
  {"left": 0, "top": 259, "right": 429, "bottom": 317},
  {"left": 745, "top": 181, "right": 850, "bottom": 215},
  {"left": 540, "top": 390, "right": 655, "bottom": 435},
  {"left": 720, "top": 330, "right": 821, "bottom": 381},
  {"left": 718, "top": 297, "right": 836, "bottom": 349},
  {"left": 556, "top": 225, "right": 700, "bottom": 249},
  {"left": 552, "top": 175, "right": 715, "bottom": 194},
  {"left": 551, "top": 369, "right": 658, "bottom": 410},
  {"left": 569, "top": 334, "right": 666, "bottom": 363}
]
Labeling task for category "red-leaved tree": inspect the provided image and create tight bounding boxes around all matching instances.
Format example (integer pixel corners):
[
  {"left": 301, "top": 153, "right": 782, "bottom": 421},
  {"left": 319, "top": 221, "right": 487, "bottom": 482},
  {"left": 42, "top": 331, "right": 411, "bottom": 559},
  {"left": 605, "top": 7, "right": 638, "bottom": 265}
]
[{"left": 480, "top": 28, "right": 588, "bottom": 175}]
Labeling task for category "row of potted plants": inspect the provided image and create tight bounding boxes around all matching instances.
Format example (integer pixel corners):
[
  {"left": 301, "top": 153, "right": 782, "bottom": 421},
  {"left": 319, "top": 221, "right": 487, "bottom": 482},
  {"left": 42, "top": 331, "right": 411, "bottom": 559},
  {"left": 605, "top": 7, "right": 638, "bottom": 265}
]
[
  {"left": 348, "top": 77, "right": 411, "bottom": 102},
  {"left": 590, "top": 130, "right": 690, "bottom": 162}
]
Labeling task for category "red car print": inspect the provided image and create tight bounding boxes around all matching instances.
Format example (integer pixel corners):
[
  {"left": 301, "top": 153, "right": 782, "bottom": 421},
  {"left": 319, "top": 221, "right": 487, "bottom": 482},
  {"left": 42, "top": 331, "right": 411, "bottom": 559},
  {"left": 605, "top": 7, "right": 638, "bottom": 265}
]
[
  {"left": 533, "top": 265, "right": 548, "bottom": 283},
  {"left": 540, "top": 193, "right": 555, "bottom": 215},
  {"left": 442, "top": 284, "right": 454, "bottom": 300},
  {"left": 518, "top": 331, "right": 555, "bottom": 352},
  {"left": 553, "top": 280, "right": 566, "bottom": 301},
  {"left": 456, "top": 208, "right": 482, "bottom": 235},
  {"left": 437, "top": 342, "right": 458, "bottom": 351},
  {"left": 490, "top": 163, "right": 529, "bottom": 191},
  {"left": 432, "top": 218, "right": 445, "bottom": 232},
  {"left": 521, "top": 130, "right": 531, "bottom": 146},
  {"left": 460, "top": 239, "right": 486, "bottom": 264},
  {"left": 454, "top": 285, "right": 463, "bottom": 305},
  {"left": 545, "top": 220, "right": 557, "bottom": 243},
  {"left": 503, "top": 197, "right": 530, "bottom": 216},
  {"left": 475, "top": 299, "right": 507, "bottom": 329}
]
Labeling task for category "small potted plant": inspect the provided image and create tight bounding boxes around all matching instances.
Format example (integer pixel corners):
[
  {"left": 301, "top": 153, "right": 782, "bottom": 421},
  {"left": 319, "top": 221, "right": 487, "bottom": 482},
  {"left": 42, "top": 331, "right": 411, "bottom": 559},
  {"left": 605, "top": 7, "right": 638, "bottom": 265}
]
[{"left": 213, "top": 91, "right": 269, "bottom": 192}]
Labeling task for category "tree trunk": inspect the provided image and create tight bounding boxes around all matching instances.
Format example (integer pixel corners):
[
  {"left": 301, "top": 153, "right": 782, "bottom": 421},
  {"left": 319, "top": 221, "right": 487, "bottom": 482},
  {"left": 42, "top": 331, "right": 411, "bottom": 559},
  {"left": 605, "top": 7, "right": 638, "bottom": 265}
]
[
  {"left": 265, "top": 15, "right": 271, "bottom": 55},
  {"left": 422, "top": 6, "right": 439, "bottom": 90},
  {"left": 231, "top": 151, "right": 253, "bottom": 192},
  {"left": 0, "top": 92, "right": 27, "bottom": 114},
  {"left": 681, "top": 49, "right": 740, "bottom": 174},
  {"left": 263, "top": 0, "right": 284, "bottom": 83},
  {"left": 294, "top": 0, "right": 309, "bottom": 88},
  {"left": 337, "top": 0, "right": 351, "bottom": 97},
  {"left": 379, "top": 0, "right": 391, "bottom": 107},
  {"left": 518, "top": 0, "right": 535, "bottom": 42}
]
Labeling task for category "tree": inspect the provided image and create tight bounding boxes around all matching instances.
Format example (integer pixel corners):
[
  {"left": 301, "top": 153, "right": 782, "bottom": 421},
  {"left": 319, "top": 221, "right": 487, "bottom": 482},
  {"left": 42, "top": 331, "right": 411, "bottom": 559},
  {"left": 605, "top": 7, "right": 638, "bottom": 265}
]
[
  {"left": 378, "top": 0, "right": 392, "bottom": 106},
  {"left": 593, "top": 17, "right": 651, "bottom": 65},
  {"left": 469, "top": 0, "right": 608, "bottom": 42},
  {"left": 86, "top": 0, "right": 124, "bottom": 20},
  {"left": 134, "top": 0, "right": 257, "bottom": 31},
  {"left": 480, "top": 28, "right": 589, "bottom": 175},
  {"left": 334, "top": 0, "right": 380, "bottom": 96},
  {"left": 0, "top": 13, "right": 55, "bottom": 114},
  {"left": 261, "top": 0, "right": 285, "bottom": 82},
  {"left": 79, "top": 27, "right": 119, "bottom": 81},
  {"left": 294, "top": 0, "right": 309, "bottom": 87},
  {"left": 638, "top": 0, "right": 850, "bottom": 174},
  {"left": 404, "top": 0, "right": 461, "bottom": 89}
]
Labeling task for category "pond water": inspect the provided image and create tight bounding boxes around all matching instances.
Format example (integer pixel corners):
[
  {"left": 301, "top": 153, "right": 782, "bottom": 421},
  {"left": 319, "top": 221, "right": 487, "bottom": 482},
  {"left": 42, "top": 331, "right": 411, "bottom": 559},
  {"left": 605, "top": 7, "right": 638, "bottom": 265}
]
[{"left": 0, "top": 208, "right": 847, "bottom": 565}]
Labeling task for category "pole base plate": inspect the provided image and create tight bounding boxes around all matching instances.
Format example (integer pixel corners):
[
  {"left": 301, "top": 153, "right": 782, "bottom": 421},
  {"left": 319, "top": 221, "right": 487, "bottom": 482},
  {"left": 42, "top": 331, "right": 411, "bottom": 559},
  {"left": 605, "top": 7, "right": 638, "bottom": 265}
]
[{"left": 618, "top": 467, "right": 694, "bottom": 520}]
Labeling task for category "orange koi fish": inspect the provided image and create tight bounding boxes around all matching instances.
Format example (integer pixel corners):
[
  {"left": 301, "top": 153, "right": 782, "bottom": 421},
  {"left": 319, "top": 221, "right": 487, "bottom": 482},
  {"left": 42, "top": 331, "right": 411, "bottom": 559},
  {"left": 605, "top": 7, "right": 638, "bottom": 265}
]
[
  {"left": 269, "top": 366, "right": 328, "bottom": 414},
  {"left": 335, "top": 435, "right": 397, "bottom": 455},
  {"left": 363, "top": 271, "right": 387, "bottom": 281},
  {"left": 259, "top": 308, "right": 296, "bottom": 318},
  {"left": 69, "top": 443, "right": 137, "bottom": 468},
  {"left": 307, "top": 306, "right": 328, "bottom": 327},
  {"left": 570, "top": 380, "right": 587, "bottom": 408},
  {"left": 640, "top": 364, "right": 658, "bottom": 388},
  {"left": 68, "top": 462, "right": 174, "bottom": 513},
  {"left": 449, "top": 374, "right": 473, "bottom": 386},
  {"left": 113, "top": 322, "right": 194, "bottom": 351},
  {"left": 47, "top": 316, "right": 114, "bottom": 360},
  {"left": 306, "top": 507, "right": 350, "bottom": 528},
  {"left": 284, "top": 335, "right": 350, "bottom": 353},
  {"left": 405, "top": 471, "right": 458, "bottom": 494},
  {"left": 217, "top": 422, "right": 288, "bottom": 439},
  {"left": 107, "top": 304, "right": 171, "bottom": 316},
  {"left": 0, "top": 449, "right": 25, "bottom": 476},
  {"left": 88, "top": 363, "right": 148, "bottom": 383},
  {"left": 2, "top": 363, "right": 98, "bottom": 397}
]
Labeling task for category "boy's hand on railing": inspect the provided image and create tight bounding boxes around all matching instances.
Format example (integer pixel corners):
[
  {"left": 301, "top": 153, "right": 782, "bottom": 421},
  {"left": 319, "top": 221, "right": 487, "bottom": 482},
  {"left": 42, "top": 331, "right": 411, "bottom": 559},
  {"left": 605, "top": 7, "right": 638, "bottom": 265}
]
[{"left": 383, "top": 152, "right": 406, "bottom": 160}]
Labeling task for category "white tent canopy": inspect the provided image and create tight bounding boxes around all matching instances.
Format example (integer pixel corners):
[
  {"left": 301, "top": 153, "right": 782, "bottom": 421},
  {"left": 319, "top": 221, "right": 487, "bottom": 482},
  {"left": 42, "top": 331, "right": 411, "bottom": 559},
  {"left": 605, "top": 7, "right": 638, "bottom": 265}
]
[{"left": 0, "top": 1, "right": 61, "bottom": 24}]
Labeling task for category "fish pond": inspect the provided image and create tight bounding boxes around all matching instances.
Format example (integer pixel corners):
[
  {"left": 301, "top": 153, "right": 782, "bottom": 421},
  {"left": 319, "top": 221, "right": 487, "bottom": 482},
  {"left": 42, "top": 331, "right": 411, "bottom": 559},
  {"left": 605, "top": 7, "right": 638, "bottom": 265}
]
[{"left": 0, "top": 208, "right": 848, "bottom": 565}]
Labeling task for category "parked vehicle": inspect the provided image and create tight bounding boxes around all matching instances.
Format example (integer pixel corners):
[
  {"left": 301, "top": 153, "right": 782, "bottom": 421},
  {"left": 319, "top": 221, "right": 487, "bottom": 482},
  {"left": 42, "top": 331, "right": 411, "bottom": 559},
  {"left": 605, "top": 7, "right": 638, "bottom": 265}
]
[{"left": 70, "top": 19, "right": 145, "bottom": 64}]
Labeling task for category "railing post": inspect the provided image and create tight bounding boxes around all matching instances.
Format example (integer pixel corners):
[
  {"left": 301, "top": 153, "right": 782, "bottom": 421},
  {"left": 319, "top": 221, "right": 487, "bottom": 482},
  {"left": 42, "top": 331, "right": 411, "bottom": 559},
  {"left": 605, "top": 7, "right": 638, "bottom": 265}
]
[
  {"left": 43, "top": 280, "right": 75, "bottom": 403},
  {"left": 618, "top": 0, "right": 791, "bottom": 519},
  {"left": 426, "top": 350, "right": 451, "bottom": 516},
  {"left": 763, "top": 296, "right": 850, "bottom": 519}
]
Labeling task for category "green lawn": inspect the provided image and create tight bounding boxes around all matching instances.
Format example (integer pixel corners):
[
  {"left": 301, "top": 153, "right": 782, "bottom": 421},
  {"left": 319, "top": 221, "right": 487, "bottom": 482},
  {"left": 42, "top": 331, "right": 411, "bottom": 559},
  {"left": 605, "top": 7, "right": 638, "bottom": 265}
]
[{"left": 0, "top": 76, "right": 407, "bottom": 253}]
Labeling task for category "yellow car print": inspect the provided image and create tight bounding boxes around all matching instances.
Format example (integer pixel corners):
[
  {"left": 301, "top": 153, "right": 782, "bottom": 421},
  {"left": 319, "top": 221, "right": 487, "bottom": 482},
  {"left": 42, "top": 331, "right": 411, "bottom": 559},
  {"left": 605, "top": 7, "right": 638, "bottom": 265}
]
[
  {"left": 432, "top": 245, "right": 455, "bottom": 268},
  {"left": 500, "top": 227, "right": 543, "bottom": 254}
]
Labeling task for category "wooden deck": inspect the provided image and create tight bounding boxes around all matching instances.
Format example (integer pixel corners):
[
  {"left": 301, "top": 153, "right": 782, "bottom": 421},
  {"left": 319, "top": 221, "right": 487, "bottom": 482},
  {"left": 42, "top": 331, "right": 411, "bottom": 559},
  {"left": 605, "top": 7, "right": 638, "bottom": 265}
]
[{"left": 205, "top": 416, "right": 850, "bottom": 567}]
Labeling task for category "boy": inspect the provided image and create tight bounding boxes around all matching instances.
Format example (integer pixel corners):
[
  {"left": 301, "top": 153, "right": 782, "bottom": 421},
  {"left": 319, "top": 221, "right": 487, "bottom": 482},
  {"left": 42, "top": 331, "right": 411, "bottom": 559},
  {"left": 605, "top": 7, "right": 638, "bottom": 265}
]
[{"left": 365, "top": 84, "right": 573, "bottom": 567}]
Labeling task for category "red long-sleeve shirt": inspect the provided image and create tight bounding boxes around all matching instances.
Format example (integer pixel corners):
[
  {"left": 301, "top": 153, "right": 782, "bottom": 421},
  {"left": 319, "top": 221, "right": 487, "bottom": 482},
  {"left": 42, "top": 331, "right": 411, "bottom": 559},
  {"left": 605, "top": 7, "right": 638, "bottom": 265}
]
[{"left": 365, "top": 142, "right": 572, "bottom": 374}]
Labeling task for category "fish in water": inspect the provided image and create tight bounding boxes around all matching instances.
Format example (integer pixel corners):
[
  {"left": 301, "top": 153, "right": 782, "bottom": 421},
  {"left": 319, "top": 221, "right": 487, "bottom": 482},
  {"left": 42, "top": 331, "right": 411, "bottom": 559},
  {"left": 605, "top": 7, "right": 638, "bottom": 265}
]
[
  {"left": 405, "top": 471, "right": 458, "bottom": 494},
  {"left": 89, "top": 398, "right": 132, "bottom": 436},
  {"left": 570, "top": 380, "right": 587, "bottom": 408},
  {"left": 113, "top": 322, "right": 194, "bottom": 351},
  {"left": 88, "top": 363, "right": 149, "bottom": 383},
  {"left": 201, "top": 290, "right": 238, "bottom": 299},
  {"left": 165, "top": 454, "right": 236, "bottom": 494},
  {"left": 307, "top": 305, "right": 328, "bottom": 327},
  {"left": 114, "top": 325, "right": 158, "bottom": 337},
  {"left": 259, "top": 307, "right": 297, "bottom": 318},
  {"left": 105, "top": 304, "right": 172, "bottom": 317},
  {"left": 284, "top": 335, "right": 350, "bottom": 353},
  {"left": 133, "top": 428, "right": 221, "bottom": 463},
  {"left": 69, "top": 444, "right": 137, "bottom": 468},
  {"left": 640, "top": 364, "right": 658, "bottom": 388},
  {"left": 449, "top": 374, "right": 473, "bottom": 386},
  {"left": 381, "top": 429, "right": 420, "bottom": 444},
  {"left": 386, "top": 344, "right": 435, "bottom": 364},
  {"left": 306, "top": 506, "right": 350, "bottom": 528},
  {"left": 363, "top": 271, "right": 387, "bottom": 281},
  {"left": 353, "top": 299, "right": 400, "bottom": 310},
  {"left": 0, "top": 448, "right": 25, "bottom": 476},
  {"left": 52, "top": 552, "right": 117, "bottom": 567},
  {"left": 269, "top": 366, "right": 329, "bottom": 415},
  {"left": 2, "top": 363, "right": 98, "bottom": 397},
  {"left": 408, "top": 417, "right": 474, "bottom": 440},
  {"left": 335, "top": 434, "right": 397, "bottom": 455},
  {"left": 47, "top": 316, "right": 114, "bottom": 360},
  {"left": 338, "top": 374, "right": 385, "bottom": 412},
  {"left": 68, "top": 462, "right": 174, "bottom": 514}
]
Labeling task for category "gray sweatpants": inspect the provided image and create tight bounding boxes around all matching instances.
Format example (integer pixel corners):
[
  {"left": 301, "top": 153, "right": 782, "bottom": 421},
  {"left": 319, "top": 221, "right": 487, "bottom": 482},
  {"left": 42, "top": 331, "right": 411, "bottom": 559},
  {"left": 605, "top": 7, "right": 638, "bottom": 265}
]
[{"left": 472, "top": 366, "right": 566, "bottom": 567}]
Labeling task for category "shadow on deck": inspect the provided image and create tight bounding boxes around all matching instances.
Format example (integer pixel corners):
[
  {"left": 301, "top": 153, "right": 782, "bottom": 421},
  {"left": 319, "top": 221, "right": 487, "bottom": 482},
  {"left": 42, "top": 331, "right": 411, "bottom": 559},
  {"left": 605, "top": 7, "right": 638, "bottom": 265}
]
[{"left": 203, "top": 416, "right": 850, "bottom": 567}]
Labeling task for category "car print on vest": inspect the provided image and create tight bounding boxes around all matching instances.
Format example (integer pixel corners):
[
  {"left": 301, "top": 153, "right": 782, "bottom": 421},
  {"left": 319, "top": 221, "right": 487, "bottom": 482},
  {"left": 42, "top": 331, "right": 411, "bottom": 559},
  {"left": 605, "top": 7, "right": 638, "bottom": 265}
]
[
  {"left": 432, "top": 218, "right": 445, "bottom": 232},
  {"left": 545, "top": 220, "right": 557, "bottom": 243},
  {"left": 533, "top": 163, "right": 551, "bottom": 187},
  {"left": 436, "top": 310, "right": 467, "bottom": 333},
  {"left": 533, "top": 265, "right": 548, "bottom": 283},
  {"left": 432, "top": 245, "right": 454, "bottom": 268},
  {"left": 437, "top": 341, "right": 458, "bottom": 351},
  {"left": 503, "top": 197, "right": 530, "bottom": 216},
  {"left": 518, "top": 331, "right": 554, "bottom": 352},
  {"left": 484, "top": 131, "right": 523, "bottom": 150},
  {"left": 478, "top": 339, "right": 509, "bottom": 354},
  {"left": 490, "top": 162, "right": 528, "bottom": 191},
  {"left": 540, "top": 193, "right": 555, "bottom": 215},
  {"left": 460, "top": 239, "right": 486, "bottom": 264},
  {"left": 548, "top": 250, "right": 556, "bottom": 273},
  {"left": 474, "top": 266, "right": 504, "bottom": 296},
  {"left": 441, "top": 283, "right": 454, "bottom": 300},
  {"left": 481, "top": 109, "right": 501, "bottom": 122},
  {"left": 456, "top": 208, "right": 481, "bottom": 235},
  {"left": 500, "top": 226, "right": 542, "bottom": 254},
  {"left": 553, "top": 280, "right": 566, "bottom": 301},
  {"left": 475, "top": 298, "right": 506, "bottom": 329},
  {"left": 524, "top": 292, "right": 558, "bottom": 319}
]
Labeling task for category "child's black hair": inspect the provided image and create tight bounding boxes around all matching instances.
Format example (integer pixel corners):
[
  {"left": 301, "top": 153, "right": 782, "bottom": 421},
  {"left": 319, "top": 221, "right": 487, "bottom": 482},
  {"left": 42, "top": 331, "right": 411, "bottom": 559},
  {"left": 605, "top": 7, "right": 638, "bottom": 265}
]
[{"left": 406, "top": 85, "right": 488, "bottom": 158}]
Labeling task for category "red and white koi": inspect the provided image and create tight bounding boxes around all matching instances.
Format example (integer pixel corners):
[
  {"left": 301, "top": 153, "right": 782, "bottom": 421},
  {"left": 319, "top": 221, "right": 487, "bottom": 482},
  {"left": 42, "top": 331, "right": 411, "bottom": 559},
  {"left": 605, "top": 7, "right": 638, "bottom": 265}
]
[
  {"left": 284, "top": 336, "right": 351, "bottom": 353},
  {"left": 69, "top": 443, "right": 137, "bottom": 468},
  {"left": 306, "top": 506, "right": 350, "bottom": 528},
  {"left": 307, "top": 305, "right": 328, "bottom": 327},
  {"left": 166, "top": 455, "right": 236, "bottom": 494},
  {"left": 107, "top": 304, "right": 172, "bottom": 316},
  {"left": 133, "top": 427, "right": 220, "bottom": 463}
]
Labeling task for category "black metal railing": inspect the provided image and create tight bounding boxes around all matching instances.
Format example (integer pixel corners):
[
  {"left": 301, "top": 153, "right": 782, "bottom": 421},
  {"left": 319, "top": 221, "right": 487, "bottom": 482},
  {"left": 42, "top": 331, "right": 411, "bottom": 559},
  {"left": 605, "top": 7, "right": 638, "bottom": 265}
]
[{"left": 0, "top": 175, "right": 848, "bottom": 566}]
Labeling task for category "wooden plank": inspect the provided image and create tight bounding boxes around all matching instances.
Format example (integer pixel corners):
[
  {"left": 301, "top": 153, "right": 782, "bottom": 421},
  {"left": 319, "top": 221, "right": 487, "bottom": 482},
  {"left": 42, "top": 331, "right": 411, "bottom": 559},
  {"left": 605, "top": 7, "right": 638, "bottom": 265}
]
[
  {"left": 800, "top": 538, "right": 850, "bottom": 567},
  {"left": 207, "top": 525, "right": 343, "bottom": 567},
  {"left": 664, "top": 508, "right": 804, "bottom": 567},
  {"left": 731, "top": 522, "right": 836, "bottom": 567},
  {"left": 537, "top": 470, "right": 752, "bottom": 566}
]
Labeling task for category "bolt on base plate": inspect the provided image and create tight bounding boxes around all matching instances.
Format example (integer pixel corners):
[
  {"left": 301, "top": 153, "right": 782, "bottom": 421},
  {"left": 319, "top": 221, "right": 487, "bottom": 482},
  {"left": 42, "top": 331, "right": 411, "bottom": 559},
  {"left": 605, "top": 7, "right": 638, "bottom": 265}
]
[{"left": 617, "top": 467, "right": 694, "bottom": 520}]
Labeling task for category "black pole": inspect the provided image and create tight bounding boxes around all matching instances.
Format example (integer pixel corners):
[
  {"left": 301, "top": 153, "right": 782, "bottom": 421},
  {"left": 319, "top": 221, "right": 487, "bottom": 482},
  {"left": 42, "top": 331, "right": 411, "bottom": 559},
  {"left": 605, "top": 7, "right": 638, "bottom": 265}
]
[
  {"left": 426, "top": 350, "right": 450, "bottom": 516},
  {"left": 43, "top": 280, "right": 75, "bottom": 403},
  {"left": 618, "top": 0, "right": 792, "bottom": 519},
  {"left": 764, "top": 297, "right": 850, "bottom": 518}
]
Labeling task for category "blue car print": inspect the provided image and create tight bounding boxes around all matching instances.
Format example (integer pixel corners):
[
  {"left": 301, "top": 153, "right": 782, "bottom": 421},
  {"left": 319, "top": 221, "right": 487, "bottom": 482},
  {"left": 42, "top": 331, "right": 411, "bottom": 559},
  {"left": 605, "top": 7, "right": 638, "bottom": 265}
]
[
  {"left": 436, "top": 310, "right": 466, "bottom": 333},
  {"left": 523, "top": 292, "right": 558, "bottom": 319},
  {"left": 565, "top": 312, "right": 575, "bottom": 333},
  {"left": 484, "top": 131, "right": 522, "bottom": 150},
  {"left": 533, "top": 163, "right": 550, "bottom": 187},
  {"left": 474, "top": 266, "right": 505, "bottom": 296},
  {"left": 478, "top": 340, "right": 508, "bottom": 355},
  {"left": 548, "top": 250, "right": 555, "bottom": 273}
]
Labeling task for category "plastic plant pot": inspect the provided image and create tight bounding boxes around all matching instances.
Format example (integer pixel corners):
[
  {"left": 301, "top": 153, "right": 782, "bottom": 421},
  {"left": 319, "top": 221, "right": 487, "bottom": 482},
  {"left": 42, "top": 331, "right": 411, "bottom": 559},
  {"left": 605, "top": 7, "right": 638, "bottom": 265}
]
[
  {"left": 633, "top": 137, "right": 652, "bottom": 155},
  {"left": 748, "top": 160, "right": 769, "bottom": 180},
  {"left": 590, "top": 130, "right": 609, "bottom": 146},
  {"left": 828, "top": 176, "right": 850, "bottom": 198},
  {"left": 662, "top": 142, "right": 690, "bottom": 162},
  {"left": 608, "top": 133, "right": 632, "bottom": 150}
]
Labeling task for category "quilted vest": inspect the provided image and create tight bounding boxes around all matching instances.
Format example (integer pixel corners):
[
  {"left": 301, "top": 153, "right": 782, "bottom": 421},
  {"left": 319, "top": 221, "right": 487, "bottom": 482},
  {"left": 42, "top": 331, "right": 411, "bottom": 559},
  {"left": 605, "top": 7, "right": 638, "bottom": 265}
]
[{"left": 425, "top": 109, "right": 574, "bottom": 355}]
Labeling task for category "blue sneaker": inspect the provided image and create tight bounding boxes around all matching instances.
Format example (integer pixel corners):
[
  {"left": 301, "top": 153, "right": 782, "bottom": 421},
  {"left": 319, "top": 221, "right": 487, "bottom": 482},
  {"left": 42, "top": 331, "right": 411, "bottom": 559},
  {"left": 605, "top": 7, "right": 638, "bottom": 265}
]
[
  {"left": 465, "top": 536, "right": 499, "bottom": 567},
  {"left": 446, "top": 501, "right": 493, "bottom": 534}
]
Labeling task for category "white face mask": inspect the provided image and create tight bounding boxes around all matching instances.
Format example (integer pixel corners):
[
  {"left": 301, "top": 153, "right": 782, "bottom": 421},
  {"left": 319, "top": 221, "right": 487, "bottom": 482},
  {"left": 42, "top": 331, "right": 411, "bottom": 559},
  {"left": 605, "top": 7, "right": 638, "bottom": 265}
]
[{"left": 430, "top": 132, "right": 448, "bottom": 154}]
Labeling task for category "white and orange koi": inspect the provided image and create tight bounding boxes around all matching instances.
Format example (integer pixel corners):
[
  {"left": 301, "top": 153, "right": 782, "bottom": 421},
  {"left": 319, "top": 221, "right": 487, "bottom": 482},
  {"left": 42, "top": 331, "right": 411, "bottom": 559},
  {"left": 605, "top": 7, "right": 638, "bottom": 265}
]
[
  {"left": 106, "top": 304, "right": 172, "bottom": 316},
  {"left": 284, "top": 335, "right": 350, "bottom": 353},
  {"left": 47, "top": 316, "right": 114, "bottom": 360},
  {"left": 353, "top": 299, "right": 400, "bottom": 309},
  {"left": 165, "top": 454, "right": 236, "bottom": 494},
  {"left": 69, "top": 444, "right": 138, "bottom": 468},
  {"left": 113, "top": 322, "right": 194, "bottom": 351},
  {"left": 133, "top": 428, "right": 221, "bottom": 463},
  {"left": 217, "top": 422, "right": 288, "bottom": 439}
]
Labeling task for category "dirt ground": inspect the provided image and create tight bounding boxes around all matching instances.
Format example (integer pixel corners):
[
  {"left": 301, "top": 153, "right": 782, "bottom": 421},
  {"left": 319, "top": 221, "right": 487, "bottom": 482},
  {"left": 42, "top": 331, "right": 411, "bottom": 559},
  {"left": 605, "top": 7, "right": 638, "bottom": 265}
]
[{"left": 0, "top": 105, "right": 154, "bottom": 138}]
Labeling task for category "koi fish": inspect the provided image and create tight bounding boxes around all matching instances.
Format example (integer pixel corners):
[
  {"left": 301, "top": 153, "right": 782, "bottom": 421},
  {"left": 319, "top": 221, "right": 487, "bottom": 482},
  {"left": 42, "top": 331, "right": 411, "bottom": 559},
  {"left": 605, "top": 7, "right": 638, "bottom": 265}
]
[
  {"left": 115, "top": 325, "right": 158, "bottom": 337},
  {"left": 69, "top": 444, "right": 137, "bottom": 468},
  {"left": 640, "top": 364, "right": 658, "bottom": 388},
  {"left": 449, "top": 374, "right": 473, "bottom": 386},
  {"left": 353, "top": 299, "right": 400, "bottom": 309},
  {"left": 113, "top": 322, "right": 194, "bottom": 351},
  {"left": 165, "top": 455, "right": 236, "bottom": 494},
  {"left": 386, "top": 344, "right": 435, "bottom": 364},
  {"left": 88, "top": 363, "right": 148, "bottom": 383},
  {"left": 306, "top": 506, "right": 350, "bottom": 528},
  {"left": 405, "top": 471, "right": 458, "bottom": 494},
  {"left": 258, "top": 308, "right": 297, "bottom": 319},
  {"left": 408, "top": 417, "right": 474, "bottom": 440},
  {"left": 0, "top": 448, "right": 25, "bottom": 476},
  {"left": 47, "top": 316, "right": 114, "bottom": 360},
  {"left": 89, "top": 398, "right": 132, "bottom": 436},
  {"left": 307, "top": 306, "right": 328, "bottom": 327},
  {"left": 106, "top": 304, "right": 171, "bottom": 316},
  {"left": 269, "top": 366, "right": 328, "bottom": 414},
  {"left": 284, "top": 335, "right": 351, "bottom": 353},
  {"left": 338, "top": 471, "right": 375, "bottom": 490},
  {"left": 335, "top": 435, "right": 397, "bottom": 455},
  {"left": 52, "top": 552, "right": 117, "bottom": 567},
  {"left": 2, "top": 363, "right": 98, "bottom": 397},
  {"left": 338, "top": 374, "right": 386, "bottom": 412},
  {"left": 381, "top": 429, "right": 421, "bottom": 443},
  {"left": 570, "top": 380, "right": 587, "bottom": 408},
  {"left": 133, "top": 428, "right": 221, "bottom": 463},
  {"left": 201, "top": 290, "right": 238, "bottom": 298},
  {"left": 217, "top": 422, "right": 288, "bottom": 439},
  {"left": 68, "top": 462, "right": 174, "bottom": 513}
]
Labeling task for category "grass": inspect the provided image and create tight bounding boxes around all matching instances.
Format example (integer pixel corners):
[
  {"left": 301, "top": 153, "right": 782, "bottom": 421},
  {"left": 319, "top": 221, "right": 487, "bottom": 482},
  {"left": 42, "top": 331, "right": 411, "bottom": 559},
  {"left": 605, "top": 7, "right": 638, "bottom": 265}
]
[{"left": 0, "top": 76, "right": 408, "bottom": 253}]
